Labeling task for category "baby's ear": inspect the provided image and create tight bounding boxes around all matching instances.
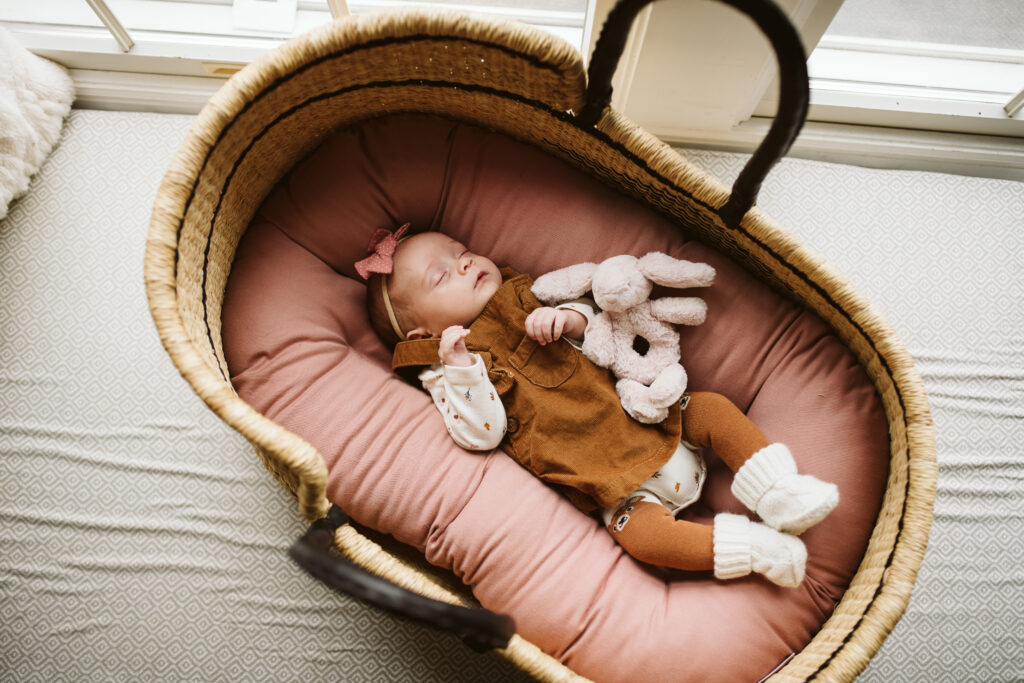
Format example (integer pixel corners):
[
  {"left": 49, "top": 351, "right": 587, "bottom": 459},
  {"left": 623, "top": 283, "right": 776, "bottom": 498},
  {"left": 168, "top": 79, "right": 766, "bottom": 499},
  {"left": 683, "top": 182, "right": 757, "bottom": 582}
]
[
  {"left": 531, "top": 262, "right": 598, "bottom": 303},
  {"left": 405, "top": 327, "right": 434, "bottom": 340}
]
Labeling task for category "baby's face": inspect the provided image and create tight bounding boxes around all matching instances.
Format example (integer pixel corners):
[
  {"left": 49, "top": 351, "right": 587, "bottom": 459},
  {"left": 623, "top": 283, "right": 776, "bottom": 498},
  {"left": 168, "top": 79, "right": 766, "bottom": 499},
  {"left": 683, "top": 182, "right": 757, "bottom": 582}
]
[{"left": 390, "top": 232, "right": 502, "bottom": 338}]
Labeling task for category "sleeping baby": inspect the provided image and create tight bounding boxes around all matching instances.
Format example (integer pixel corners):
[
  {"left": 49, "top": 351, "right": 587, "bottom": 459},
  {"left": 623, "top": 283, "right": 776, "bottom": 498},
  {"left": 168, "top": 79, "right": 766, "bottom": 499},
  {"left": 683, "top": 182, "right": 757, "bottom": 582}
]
[{"left": 357, "top": 224, "right": 838, "bottom": 587}]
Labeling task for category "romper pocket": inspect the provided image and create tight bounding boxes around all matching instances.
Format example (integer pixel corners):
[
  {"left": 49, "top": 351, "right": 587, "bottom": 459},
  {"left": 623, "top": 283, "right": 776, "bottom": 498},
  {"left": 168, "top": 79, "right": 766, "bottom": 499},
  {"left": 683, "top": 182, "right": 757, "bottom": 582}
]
[{"left": 508, "top": 336, "right": 578, "bottom": 388}]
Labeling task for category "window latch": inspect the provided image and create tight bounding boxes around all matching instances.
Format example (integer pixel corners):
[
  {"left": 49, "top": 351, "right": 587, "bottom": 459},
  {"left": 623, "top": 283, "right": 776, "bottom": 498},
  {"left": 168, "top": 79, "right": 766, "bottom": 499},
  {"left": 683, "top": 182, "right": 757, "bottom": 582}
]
[
  {"left": 1005, "top": 87, "right": 1024, "bottom": 118},
  {"left": 84, "top": 0, "right": 134, "bottom": 53}
]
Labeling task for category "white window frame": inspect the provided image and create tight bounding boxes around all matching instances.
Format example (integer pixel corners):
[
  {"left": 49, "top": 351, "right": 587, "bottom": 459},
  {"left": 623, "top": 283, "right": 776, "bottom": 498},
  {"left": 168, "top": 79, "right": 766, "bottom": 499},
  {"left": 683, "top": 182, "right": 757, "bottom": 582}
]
[{"left": 2, "top": 0, "right": 1021, "bottom": 179}]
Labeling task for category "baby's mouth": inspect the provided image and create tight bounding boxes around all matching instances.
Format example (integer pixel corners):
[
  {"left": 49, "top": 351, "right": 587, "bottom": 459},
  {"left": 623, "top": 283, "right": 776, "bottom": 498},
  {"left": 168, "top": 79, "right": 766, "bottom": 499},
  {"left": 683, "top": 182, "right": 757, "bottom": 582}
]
[{"left": 475, "top": 271, "right": 487, "bottom": 288}]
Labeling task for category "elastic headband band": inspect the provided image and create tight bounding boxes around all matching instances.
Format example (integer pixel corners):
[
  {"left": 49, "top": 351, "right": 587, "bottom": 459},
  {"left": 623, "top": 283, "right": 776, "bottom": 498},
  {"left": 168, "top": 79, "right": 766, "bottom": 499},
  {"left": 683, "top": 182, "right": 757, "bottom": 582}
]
[{"left": 380, "top": 274, "right": 405, "bottom": 341}]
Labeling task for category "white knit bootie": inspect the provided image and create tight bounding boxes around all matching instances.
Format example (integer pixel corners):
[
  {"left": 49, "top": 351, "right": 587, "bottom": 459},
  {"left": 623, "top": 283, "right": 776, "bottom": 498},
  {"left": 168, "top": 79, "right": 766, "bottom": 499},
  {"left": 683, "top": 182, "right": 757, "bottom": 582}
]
[
  {"left": 731, "top": 443, "right": 839, "bottom": 535},
  {"left": 713, "top": 513, "right": 806, "bottom": 588}
]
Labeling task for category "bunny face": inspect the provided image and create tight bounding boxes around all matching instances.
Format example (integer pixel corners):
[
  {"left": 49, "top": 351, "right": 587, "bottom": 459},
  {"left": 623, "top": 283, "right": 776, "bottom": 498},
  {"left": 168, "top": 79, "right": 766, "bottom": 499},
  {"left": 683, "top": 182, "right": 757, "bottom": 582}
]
[{"left": 591, "top": 255, "right": 653, "bottom": 312}]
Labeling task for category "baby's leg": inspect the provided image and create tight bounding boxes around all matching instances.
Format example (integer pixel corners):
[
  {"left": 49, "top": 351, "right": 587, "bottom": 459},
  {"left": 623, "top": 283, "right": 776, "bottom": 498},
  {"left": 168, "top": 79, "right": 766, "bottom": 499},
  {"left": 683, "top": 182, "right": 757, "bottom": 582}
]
[
  {"left": 606, "top": 497, "right": 806, "bottom": 587},
  {"left": 681, "top": 392, "right": 839, "bottom": 535},
  {"left": 606, "top": 496, "right": 714, "bottom": 571},
  {"left": 680, "top": 391, "right": 770, "bottom": 472}
]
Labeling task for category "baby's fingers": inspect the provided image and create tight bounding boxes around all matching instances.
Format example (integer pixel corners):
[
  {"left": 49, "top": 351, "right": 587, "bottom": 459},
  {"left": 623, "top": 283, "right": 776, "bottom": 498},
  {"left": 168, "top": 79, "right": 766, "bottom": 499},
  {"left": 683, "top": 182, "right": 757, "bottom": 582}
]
[
  {"left": 551, "top": 312, "right": 566, "bottom": 342},
  {"left": 439, "top": 326, "right": 474, "bottom": 366},
  {"left": 441, "top": 325, "right": 469, "bottom": 340},
  {"left": 524, "top": 311, "right": 539, "bottom": 341},
  {"left": 525, "top": 309, "right": 548, "bottom": 343},
  {"left": 439, "top": 326, "right": 468, "bottom": 352},
  {"left": 529, "top": 308, "right": 564, "bottom": 344}
]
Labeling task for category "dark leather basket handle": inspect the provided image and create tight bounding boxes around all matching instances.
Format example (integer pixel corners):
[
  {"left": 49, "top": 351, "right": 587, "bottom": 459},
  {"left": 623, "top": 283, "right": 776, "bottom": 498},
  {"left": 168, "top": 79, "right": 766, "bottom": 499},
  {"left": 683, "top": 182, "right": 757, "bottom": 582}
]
[
  {"left": 289, "top": 505, "right": 516, "bottom": 651},
  {"left": 578, "top": 0, "right": 809, "bottom": 228}
]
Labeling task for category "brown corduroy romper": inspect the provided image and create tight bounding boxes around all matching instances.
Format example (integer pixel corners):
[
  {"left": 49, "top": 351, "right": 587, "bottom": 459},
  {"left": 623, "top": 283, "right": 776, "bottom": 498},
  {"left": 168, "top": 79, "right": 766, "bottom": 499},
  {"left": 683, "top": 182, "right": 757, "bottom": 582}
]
[{"left": 394, "top": 268, "right": 682, "bottom": 513}]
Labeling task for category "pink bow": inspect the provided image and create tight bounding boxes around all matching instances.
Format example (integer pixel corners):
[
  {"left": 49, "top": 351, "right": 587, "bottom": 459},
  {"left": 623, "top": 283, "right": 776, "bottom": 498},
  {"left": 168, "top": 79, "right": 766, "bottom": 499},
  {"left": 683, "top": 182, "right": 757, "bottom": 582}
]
[{"left": 354, "top": 223, "right": 411, "bottom": 279}]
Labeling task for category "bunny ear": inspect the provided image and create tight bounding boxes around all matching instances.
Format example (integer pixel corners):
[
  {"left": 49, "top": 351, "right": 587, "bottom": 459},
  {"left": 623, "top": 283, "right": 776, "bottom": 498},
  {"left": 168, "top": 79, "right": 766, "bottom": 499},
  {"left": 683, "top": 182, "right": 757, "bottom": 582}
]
[
  {"left": 530, "top": 262, "right": 598, "bottom": 304},
  {"left": 637, "top": 252, "right": 715, "bottom": 289}
]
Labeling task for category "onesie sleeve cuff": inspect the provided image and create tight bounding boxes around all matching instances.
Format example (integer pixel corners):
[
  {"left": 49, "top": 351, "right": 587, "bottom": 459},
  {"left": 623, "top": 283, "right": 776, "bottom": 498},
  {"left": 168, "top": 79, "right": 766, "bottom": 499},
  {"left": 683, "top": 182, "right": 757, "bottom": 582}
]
[
  {"left": 556, "top": 300, "right": 596, "bottom": 349},
  {"left": 418, "top": 364, "right": 443, "bottom": 384},
  {"left": 442, "top": 354, "right": 490, "bottom": 386}
]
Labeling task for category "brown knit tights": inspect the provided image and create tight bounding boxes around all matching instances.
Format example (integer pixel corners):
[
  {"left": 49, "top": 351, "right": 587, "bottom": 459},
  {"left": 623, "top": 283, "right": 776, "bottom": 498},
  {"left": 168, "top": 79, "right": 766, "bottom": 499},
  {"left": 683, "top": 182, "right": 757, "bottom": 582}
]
[
  {"left": 608, "top": 392, "right": 770, "bottom": 572},
  {"left": 681, "top": 391, "right": 770, "bottom": 471}
]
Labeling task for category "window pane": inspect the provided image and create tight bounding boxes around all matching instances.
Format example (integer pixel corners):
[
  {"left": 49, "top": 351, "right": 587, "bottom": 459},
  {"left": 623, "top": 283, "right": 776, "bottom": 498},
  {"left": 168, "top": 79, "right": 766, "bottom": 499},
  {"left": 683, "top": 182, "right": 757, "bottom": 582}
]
[
  {"left": 72, "top": 0, "right": 587, "bottom": 38},
  {"left": 384, "top": 0, "right": 586, "bottom": 10},
  {"left": 824, "top": 0, "right": 1024, "bottom": 50}
]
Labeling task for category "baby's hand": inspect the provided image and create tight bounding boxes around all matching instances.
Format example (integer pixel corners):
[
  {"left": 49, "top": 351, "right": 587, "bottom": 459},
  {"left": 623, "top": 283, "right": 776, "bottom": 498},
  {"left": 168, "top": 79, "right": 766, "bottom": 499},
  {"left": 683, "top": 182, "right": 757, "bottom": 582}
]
[
  {"left": 525, "top": 307, "right": 587, "bottom": 345},
  {"left": 439, "top": 326, "right": 474, "bottom": 367}
]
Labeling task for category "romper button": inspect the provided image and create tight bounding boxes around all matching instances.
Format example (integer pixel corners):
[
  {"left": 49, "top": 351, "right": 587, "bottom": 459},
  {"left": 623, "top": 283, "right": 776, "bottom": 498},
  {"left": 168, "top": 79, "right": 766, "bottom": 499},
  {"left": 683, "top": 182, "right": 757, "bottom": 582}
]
[{"left": 506, "top": 417, "right": 519, "bottom": 434}]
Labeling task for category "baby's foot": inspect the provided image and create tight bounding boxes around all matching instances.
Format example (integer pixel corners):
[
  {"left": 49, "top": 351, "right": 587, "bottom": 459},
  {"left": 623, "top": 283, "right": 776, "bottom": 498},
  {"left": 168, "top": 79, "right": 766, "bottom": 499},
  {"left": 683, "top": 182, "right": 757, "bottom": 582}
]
[
  {"left": 713, "top": 513, "right": 806, "bottom": 588},
  {"left": 758, "top": 472, "right": 839, "bottom": 535},
  {"left": 731, "top": 443, "right": 839, "bottom": 535}
]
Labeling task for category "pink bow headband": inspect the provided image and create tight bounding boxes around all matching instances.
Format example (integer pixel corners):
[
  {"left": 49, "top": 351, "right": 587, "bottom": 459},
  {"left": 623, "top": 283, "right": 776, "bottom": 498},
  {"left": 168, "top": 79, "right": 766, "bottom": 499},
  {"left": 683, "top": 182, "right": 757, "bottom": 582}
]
[
  {"left": 355, "top": 223, "right": 412, "bottom": 341},
  {"left": 354, "top": 222, "right": 411, "bottom": 279}
]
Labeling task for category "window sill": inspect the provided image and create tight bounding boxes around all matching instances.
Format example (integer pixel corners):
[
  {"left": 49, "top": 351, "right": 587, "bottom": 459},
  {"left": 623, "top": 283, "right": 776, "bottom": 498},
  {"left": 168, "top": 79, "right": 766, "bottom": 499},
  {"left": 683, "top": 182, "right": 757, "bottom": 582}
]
[{"left": 665, "top": 117, "right": 1024, "bottom": 183}]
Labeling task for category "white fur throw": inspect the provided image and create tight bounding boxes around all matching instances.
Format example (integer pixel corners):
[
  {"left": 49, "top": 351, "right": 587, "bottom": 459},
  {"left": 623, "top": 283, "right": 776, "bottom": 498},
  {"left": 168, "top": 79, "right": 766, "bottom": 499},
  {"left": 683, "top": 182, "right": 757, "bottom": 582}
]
[{"left": 1, "top": 27, "right": 74, "bottom": 220}]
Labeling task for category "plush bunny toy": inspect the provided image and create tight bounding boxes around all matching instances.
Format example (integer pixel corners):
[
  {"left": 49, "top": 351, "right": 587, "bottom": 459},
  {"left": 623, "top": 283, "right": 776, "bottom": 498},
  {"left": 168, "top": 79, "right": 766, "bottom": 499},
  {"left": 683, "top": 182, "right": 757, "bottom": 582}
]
[{"left": 531, "top": 253, "right": 715, "bottom": 424}]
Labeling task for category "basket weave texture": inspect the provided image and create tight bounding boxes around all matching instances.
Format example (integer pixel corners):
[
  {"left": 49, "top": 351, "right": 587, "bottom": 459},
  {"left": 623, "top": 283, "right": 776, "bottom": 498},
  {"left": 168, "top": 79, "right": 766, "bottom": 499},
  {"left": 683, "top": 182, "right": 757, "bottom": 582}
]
[{"left": 144, "top": 9, "right": 936, "bottom": 681}]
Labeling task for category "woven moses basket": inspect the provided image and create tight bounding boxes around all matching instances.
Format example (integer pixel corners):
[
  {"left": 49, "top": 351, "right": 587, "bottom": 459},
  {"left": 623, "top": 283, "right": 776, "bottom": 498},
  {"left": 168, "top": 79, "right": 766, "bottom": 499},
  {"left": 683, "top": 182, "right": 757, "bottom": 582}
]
[{"left": 145, "top": 0, "right": 937, "bottom": 679}]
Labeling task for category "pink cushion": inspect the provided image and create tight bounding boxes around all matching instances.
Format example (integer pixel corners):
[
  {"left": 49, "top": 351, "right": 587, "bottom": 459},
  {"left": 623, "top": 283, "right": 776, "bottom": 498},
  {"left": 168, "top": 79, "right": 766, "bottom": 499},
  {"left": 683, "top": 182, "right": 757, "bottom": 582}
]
[{"left": 223, "top": 115, "right": 888, "bottom": 681}]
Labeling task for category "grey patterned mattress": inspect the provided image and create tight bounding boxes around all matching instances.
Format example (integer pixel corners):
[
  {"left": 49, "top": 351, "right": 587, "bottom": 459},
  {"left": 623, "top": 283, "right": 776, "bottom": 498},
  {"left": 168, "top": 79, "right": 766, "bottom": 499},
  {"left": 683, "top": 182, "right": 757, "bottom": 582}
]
[{"left": 1, "top": 109, "right": 1021, "bottom": 682}]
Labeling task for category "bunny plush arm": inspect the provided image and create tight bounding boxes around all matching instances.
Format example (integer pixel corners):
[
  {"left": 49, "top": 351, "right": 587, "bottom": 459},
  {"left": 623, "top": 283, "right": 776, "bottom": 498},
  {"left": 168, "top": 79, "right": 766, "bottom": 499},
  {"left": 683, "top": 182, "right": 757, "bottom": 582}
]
[
  {"left": 649, "top": 297, "right": 708, "bottom": 327},
  {"left": 531, "top": 262, "right": 599, "bottom": 304},
  {"left": 580, "top": 313, "right": 616, "bottom": 367}
]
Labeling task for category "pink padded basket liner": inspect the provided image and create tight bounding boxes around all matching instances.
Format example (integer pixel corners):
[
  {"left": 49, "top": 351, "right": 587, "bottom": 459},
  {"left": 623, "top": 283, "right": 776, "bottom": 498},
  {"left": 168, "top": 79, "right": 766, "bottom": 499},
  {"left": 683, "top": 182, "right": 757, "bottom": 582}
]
[{"left": 223, "top": 114, "right": 888, "bottom": 682}]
